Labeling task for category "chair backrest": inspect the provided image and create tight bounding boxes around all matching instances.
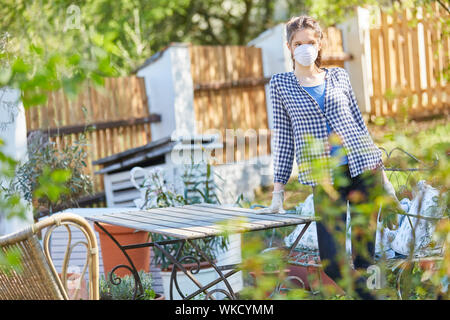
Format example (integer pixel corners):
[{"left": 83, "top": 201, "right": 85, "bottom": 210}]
[
  {"left": 0, "top": 213, "right": 99, "bottom": 300},
  {"left": 0, "top": 228, "right": 67, "bottom": 299},
  {"left": 379, "top": 147, "right": 439, "bottom": 199}
]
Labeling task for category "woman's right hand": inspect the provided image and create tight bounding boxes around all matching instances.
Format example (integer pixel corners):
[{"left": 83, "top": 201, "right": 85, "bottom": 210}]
[{"left": 254, "top": 190, "right": 286, "bottom": 214}]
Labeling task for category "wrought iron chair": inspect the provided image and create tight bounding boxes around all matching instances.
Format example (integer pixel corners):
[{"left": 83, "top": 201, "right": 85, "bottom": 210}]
[
  {"left": 0, "top": 213, "right": 99, "bottom": 300},
  {"left": 250, "top": 147, "right": 447, "bottom": 298}
]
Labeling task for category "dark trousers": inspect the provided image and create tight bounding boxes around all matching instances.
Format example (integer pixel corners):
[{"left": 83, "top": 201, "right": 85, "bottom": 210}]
[{"left": 312, "top": 163, "right": 384, "bottom": 299}]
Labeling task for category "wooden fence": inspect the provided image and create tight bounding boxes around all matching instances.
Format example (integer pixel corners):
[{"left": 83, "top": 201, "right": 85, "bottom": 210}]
[
  {"left": 189, "top": 27, "right": 349, "bottom": 164},
  {"left": 26, "top": 76, "right": 159, "bottom": 192},
  {"left": 369, "top": 3, "right": 449, "bottom": 118},
  {"left": 190, "top": 45, "right": 270, "bottom": 164}
]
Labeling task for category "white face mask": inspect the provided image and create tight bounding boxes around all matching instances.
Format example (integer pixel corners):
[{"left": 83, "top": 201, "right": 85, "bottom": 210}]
[{"left": 293, "top": 44, "right": 318, "bottom": 66}]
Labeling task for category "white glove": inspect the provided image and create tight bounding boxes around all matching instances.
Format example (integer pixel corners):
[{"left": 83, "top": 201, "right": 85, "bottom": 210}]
[
  {"left": 381, "top": 174, "right": 401, "bottom": 230},
  {"left": 383, "top": 175, "right": 400, "bottom": 202},
  {"left": 254, "top": 190, "right": 286, "bottom": 214}
]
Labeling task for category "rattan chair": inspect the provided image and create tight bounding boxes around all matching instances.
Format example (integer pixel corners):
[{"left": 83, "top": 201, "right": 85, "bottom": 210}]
[{"left": 0, "top": 213, "right": 99, "bottom": 300}]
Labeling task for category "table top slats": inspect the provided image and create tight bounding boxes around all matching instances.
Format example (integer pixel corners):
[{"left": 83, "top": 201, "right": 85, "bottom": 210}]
[
  {"left": 118, "top": 210, "right": 247, "bottom": 234},
  {"left": 86, "top": 204, "right": 313, "bottom": 240},
  {"left": 188, "top": 204, "right": 310, "bottom": 224},
  {"left": 105, "top": 212, "right": 222, "bottom": 237},
  {"left": 149, "top": 206, "right": 276, "bottom": 228},
  {"left": 128, "top": 209, "right": 254, "bottom": 232},
  {"left": 91, "top": 215, "right": 196, "bottom": 239},
  {"left": 158, "top": 205, "right": 283, "bottom": 225}
]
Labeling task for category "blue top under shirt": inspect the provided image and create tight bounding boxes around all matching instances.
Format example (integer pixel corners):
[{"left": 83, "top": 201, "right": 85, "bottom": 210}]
[{"left": 302, "top": 81, "right": 348, "bottom": 166}]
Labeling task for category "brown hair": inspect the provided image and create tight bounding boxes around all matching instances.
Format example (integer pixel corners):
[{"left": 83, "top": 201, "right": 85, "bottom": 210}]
[{"left": 285, "top": 15, "right": 323, "bottom": 70}]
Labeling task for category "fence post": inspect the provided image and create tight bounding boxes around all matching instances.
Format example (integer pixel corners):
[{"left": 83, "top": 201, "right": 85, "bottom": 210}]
[
  {"left": 337, "top": 6, "right": 373, "bottom": 116},
  {"left": 0, "top": 87, "right": 34, "bottom": 235},
  {"left": 136, "top": 43, "right": 197, "bottom": 141}
]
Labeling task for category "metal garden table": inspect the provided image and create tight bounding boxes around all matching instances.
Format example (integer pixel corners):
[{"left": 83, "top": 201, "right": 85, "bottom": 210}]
[{"left": 85, "top": 203, "right": 314, "bottom": 300}]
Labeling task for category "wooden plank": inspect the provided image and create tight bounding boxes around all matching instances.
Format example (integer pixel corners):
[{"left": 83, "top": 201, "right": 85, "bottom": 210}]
[
  {"left": 153, "top": 205, "right": 312, "bottom": 232},
  {"left": 86, "top": 208, "right": 311, "bottom": 241},
  {"left": 117, "top": 210, "right": 246, "bottom": 234},
  {"left": 106, "top": 212, "right": 225, "bottom": 237},
  {"left": 443, "top": 5, "right": 450, "bottom": 106},
  {"left": 392, "top": 9, "right": 402, "bottom": 114},
  {"left": 92, "top": 136, "right": 171, "bottom": 165},
  {"left": 86, "top": 215, "right": 199, "bottom": 239},
  {"left": 381, "top": 10, "right": 393, "bottom": 115},
  {"left": 432, "top": 2, "right": 445, "bottom": 113},
  {"left": 148, "top": 210, "right": 257, "bottom": 232},
  {"left": 138, "top": 207, "right": 273, "bottom": 230},
  {"left": 193, "top": 77, "right": 271, "bottom": 91},
  {"left": 27, "top": 115, "right": 161, "bottom": 137},
  {"left": 411, "top": 9, "right": 423, "bottom": 111},
  {"left": 422, "top": 5, "right": 434, "bottom": 112},
  {"left": 401, "top": 8, "right": 412, "bottom": 114},
  {"left": 189, "top": 204, "right": 312, "bottom": 223},
  {"left": 151, "top": 205, "right": 276, "bottom": 226},
  {"left": 150, "top": 205, "right": 312, "bottom": 236},
  {"left": 370, "top": 28, "right": 381, "bottom": 116}
]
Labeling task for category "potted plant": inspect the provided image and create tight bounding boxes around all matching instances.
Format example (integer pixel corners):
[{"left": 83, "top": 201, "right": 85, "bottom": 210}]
[
  {"left": 133, "top": 156, "right": 235, "bottom": 299},
  {"left": 8, "top": 131, "right": 93, "bottom": 221},
  {"left": 99, "top": 270, "right": 164, "bottom": 300},
  {"left": 94, "top": 222, "right": 152, "bottom": 278},
  {"left": 247, "top": 248, "right": 291, "bottom": 298},
  {"left": 242, "top": 246, "right": 290, "bottom": 299}
]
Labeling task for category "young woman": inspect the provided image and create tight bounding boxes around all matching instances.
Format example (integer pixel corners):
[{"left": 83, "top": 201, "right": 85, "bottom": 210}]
[{"left": 256, "top": 15, "right": 400, "bottom": 299}]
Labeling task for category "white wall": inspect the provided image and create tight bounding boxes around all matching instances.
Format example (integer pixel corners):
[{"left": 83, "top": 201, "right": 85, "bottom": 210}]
[
  {"left": 136, "top": 43, "right": 197, "bottom": 141},
  {"left": 337, "top": 7, "right": 373, "bottom": 114},
  {"left": 0, "top": 87, "right": 33, "bottom": 236},
  {"left": 212, "top": 154, "right": 299, "bottom": 204}
]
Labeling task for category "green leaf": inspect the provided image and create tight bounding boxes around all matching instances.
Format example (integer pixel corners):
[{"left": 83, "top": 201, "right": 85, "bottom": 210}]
[
  {"left": 50, "top": 169, "right": 72, "bottom": 183},
  {"left": 21, "top": 91, "right": 48, "bottom": 108},
  {"left": 11, "top": 58, "right": 30, "bottom": 74},
  {"left": 0, "top": 66, "right": 12, "bottom": 84},
  {"left": 90, "top": 72, "right": 105, "bottom": 87},
  {"left": 62, "top": 77, "right": 80, "bottom": 99},
  {"left": 67, "top": 53, "right": 81, "bottom": 66},
  {"left": 29, "top": 44, "right": 44, "bottom": 56}
]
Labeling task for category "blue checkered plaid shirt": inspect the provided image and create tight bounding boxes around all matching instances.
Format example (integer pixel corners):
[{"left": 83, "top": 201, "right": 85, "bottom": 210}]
[{"left": 270, "top": 67, "right": 385, "bottom": 187}]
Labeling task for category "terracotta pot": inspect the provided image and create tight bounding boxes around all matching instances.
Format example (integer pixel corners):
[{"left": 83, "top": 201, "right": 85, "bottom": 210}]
[
  {"left": 154, "top": 293, "right": 165, "bottom": 300},
  {"left": 94, "top": 222, "right": 151, "bottom": 278},
  {"left": 249, "top": 269, "right": 291, "bottom": 298},
  {"left": 417, "top": 260, "right": 437, "bottom": 270},
  {"left": 286, "top": 259, "right": 344, "bottom": 295},
  {"left": 58, "top": 272, "right": 89, "bottom": 300}
]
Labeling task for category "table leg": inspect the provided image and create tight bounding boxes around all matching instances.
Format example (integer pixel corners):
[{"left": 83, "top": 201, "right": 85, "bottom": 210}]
[
  {"left": 152, "top": 238, "right": 239, "bottom": 300},
  {"left": 153, "top": 240, "right": 220, "bottom": 300},
  {"left": 188, "top": 239, "right": 238, "bottom": 300},
  {"left": 94, "top": 222, "right": 144, "bottom": 300},
  {"left": 288, "top": 221, "right": 312, "bottom": 257},
  {"left": 265, "top": 221, "right": 312, "bottom": 297}
]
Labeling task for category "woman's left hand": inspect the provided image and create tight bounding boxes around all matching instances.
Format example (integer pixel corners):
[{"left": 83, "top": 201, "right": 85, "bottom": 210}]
[{"left": 380, "top": 170, "right": 402, "bottom": 230}]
